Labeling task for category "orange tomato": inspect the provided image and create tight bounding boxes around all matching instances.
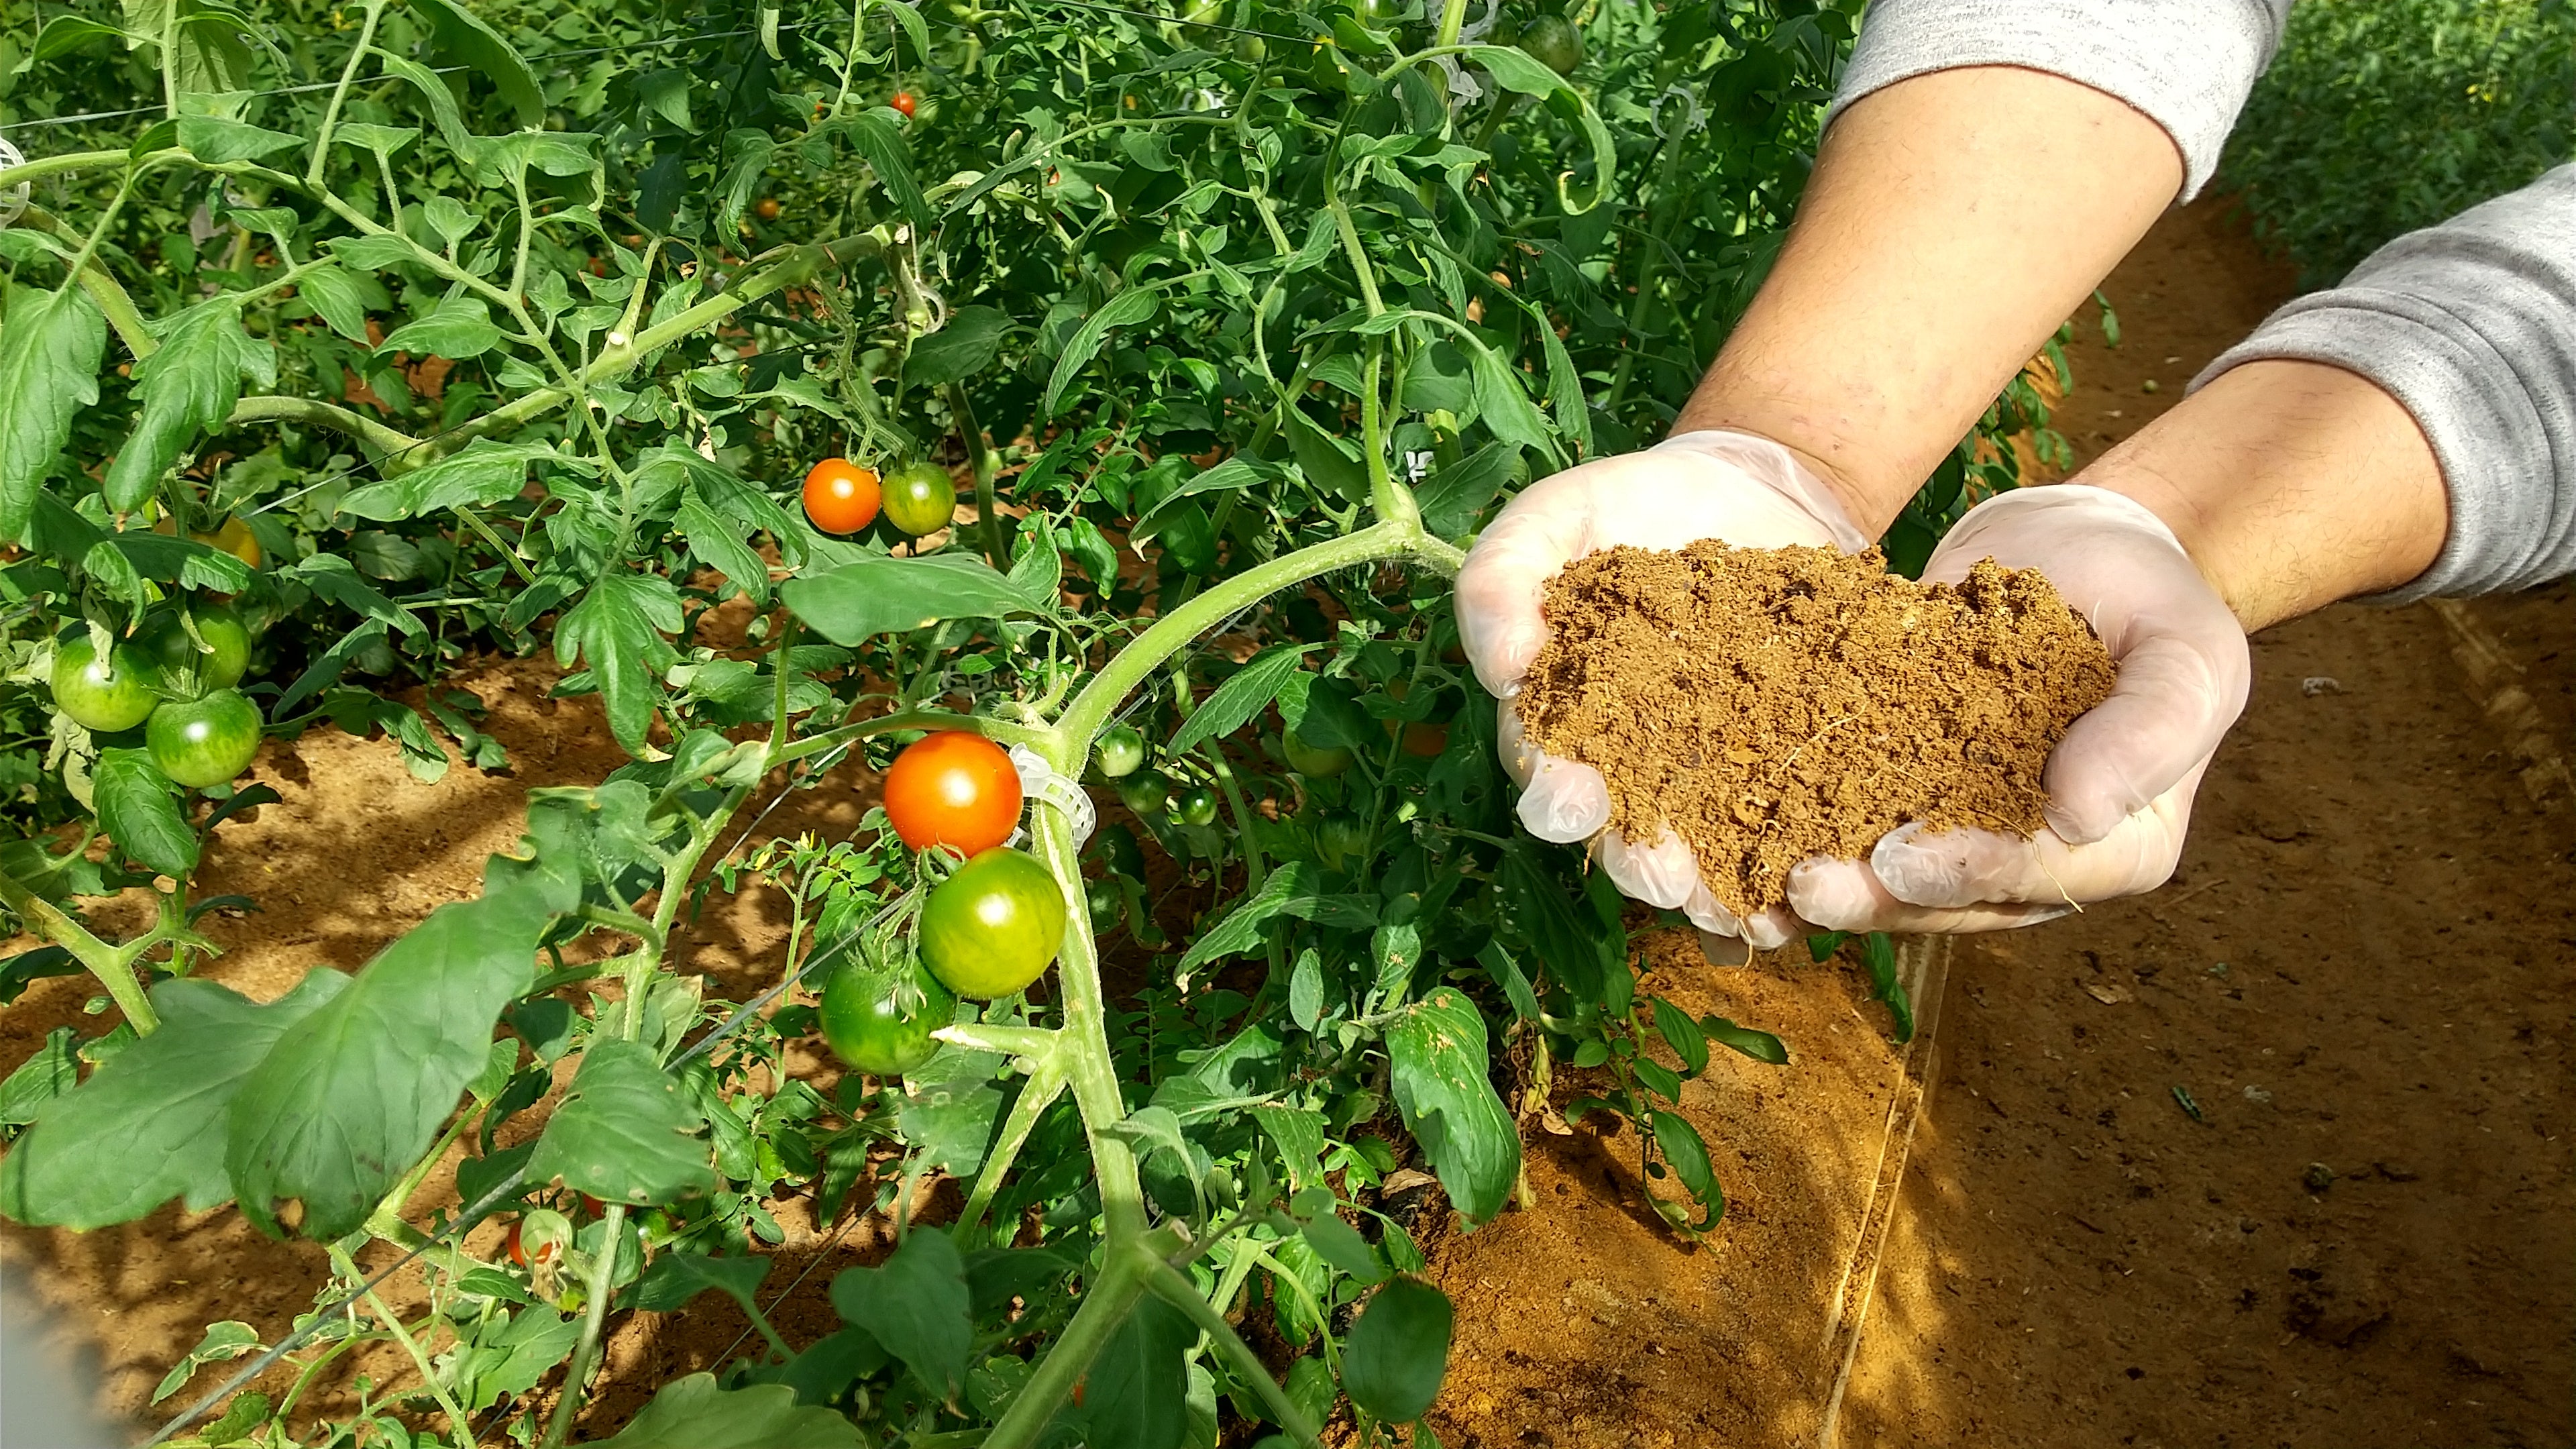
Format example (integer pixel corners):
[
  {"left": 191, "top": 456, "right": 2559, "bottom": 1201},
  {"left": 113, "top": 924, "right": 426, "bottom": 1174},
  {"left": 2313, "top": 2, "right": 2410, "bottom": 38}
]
[
  {"left": 803, "top": 458, "right": 882, "bottom": 535},
  {"left": 883, "top": 731, "right": 1022, "bottom": 857},
  {"left": 890, "top": 91, "right": 918, "bottom": 117}
]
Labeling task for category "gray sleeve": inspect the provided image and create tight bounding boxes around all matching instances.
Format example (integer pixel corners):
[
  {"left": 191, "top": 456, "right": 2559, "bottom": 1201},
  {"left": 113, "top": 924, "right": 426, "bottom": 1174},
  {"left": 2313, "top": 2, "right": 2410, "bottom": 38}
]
[
  {"left": 2192, "top": 164, "right": 2576, "bottom": 602},
  {"left": 1827, "top": 0, "right": 2294, "bottom": 201}
]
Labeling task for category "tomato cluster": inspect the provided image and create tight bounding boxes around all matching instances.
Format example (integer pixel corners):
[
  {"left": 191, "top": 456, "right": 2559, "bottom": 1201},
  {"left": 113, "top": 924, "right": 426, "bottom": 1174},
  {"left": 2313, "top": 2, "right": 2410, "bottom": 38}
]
[
  {"left": 800, "top": 458, "right": 961, "bottom": 539},
  {"left": 50, "top": 602, "right": 264, "bottom": 790},
  {"left": 868, "top": 732, "right": 1068, "bottom": 1002}
]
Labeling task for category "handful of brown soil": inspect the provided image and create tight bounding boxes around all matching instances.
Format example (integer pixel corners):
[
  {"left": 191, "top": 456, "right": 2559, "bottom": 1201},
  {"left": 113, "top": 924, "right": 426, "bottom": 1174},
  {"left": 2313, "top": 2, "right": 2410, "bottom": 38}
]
[{"left": 1516, "top": 542, "right": 2116, "bottom": 919}]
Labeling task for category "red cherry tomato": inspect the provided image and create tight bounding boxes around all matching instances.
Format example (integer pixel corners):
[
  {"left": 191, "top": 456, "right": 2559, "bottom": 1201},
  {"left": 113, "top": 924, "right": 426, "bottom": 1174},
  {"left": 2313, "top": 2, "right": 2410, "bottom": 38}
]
[
  {"left": 803, "top": 458, "right": 882, "bottom": 535},
  {"left": 890, "top": 91, "right": 918, "bottom": 117},
  {"left": 882, "top": 731, "right": 1022, "bottom": 857}
]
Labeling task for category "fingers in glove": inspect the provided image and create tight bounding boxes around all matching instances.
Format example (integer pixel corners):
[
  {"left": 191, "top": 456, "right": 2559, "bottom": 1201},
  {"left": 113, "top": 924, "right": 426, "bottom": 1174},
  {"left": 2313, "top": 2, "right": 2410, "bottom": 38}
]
[
  {"left": 1871, "top": 764, "right": 2203, "bottom": 908},
  {"left": 1596, "top": 827, "right": 1699, "bottom": 910},
  {"left": 2043, "top": 632, "right": 2245, "bottom": 845},
  {"left": 1784, "top": 857, "right": 2080, "bottom": 934},
  {"left": 1455, "top": 476, "right": 1592, "bottom": 697},
  {"left": 1496, "top": 700, "right": 1614, "bottom": 843}
]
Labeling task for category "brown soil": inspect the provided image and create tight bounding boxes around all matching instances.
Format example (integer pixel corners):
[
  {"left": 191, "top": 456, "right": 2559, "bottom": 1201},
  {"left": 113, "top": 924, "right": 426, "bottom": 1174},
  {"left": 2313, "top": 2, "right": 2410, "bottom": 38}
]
[
  {"left": 1519, "top": 544, "right": 2112, "bottom": 917},
  {"left": 1426, "top": 197, "right": 2576, "bottom": 1447}
]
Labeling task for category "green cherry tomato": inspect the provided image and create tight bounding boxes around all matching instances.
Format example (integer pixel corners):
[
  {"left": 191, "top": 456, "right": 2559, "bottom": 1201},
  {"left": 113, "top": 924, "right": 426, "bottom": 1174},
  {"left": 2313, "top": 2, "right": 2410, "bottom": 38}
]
[
  {"left": 1283, "top": 727, "right": 1354, "bottom": 778},
  {"left": 1171, "top": 784, "right": 1220, "bottom": 828},
  {"left": 50, "top": 633, "right": 164, "bottom": 733},
  {"left": 140, "top": 605, "right": 252, "bottom": 695},
  {"left": 920, "top": 847, "right": 1068, "bottom": 998},
  {"left": 1097, "top": 822, "right": 1147, "bottom": 882},
  {"left": 1518, "top": 13, "right": 1583, "bottom": 74},
  {"left": 1095, "top": 724, "right": 1147, "bottom": 779},
  {"left": 881, "top": 462, "right": 959, "bottom": 537},
  {"left": 819, "top": 954, "right": 955, "bottom": 1076},
  {"left": 1234, "top": 32, "right": 1267, "bottom": 62},
  {"left": 1319, "top": 812, "right": 1370, "bottom": 869},
  {"left": 146, "top": 688, "right": 262, "bottom": 788},
  {"left": 1117, "top": 767, "right": 1175, "bottom": 820}
]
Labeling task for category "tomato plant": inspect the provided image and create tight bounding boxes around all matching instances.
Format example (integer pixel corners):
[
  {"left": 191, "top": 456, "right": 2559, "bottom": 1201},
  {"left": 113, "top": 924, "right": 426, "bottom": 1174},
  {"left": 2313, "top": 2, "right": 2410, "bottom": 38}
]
[{"left": 0, "top": 0, "right": 2053, "bottom": 1443}]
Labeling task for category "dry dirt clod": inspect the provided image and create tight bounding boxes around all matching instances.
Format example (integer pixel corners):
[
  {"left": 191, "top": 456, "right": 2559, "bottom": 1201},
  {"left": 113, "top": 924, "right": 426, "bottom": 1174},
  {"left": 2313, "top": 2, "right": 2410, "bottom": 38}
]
[{"left": 1516, "top": 541, "right": 2115, "bottom": 918}]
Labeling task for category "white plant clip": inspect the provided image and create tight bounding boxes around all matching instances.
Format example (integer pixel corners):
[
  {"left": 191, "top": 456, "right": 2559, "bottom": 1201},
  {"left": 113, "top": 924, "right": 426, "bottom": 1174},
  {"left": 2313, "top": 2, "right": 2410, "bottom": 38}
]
[
  {"left": 1009, "top": 743, "right": 1094, "bottom": 848},
  {"left": 0, "top": 136, "right": 28, "bottom": 229}
]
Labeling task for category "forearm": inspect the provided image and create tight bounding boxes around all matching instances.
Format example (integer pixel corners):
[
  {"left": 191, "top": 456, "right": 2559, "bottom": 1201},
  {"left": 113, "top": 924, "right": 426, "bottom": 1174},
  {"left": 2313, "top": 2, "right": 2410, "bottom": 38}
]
[
  {"left": 2082, "top": 360, "right": 2448, "bottom": 632},
  {"left": 1672, "top": 66, "right": 2183, "bottom": 531}
]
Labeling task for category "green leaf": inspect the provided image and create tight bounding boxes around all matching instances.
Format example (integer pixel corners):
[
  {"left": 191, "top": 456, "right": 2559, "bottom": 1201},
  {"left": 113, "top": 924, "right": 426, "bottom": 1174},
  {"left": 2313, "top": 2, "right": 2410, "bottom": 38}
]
[
  {"left": 1042, "top": 286, "right": 1162, "bottom": 417},
  {"left": 1282, "top": 407, "right": 1367, "bottom": 506},
  {"left": 1173, "top": 861, "right": 1324, "bottom": 975},
  {"left": 1650, "top": 998, "right": 1709, "bottom": 1078},
  {"left": 1704, "top": 1014, "right": 1788, "bottom": 1066},
  {"left": 631, "top": 1252, "right": 769, "bottom": 1313},
  {"left": 95, "top": 747, "right": 199, "bottom": 877},
  {"left": 282, "top": 553, "right": 423, "bottom": 635},
  {"left": 1077, "top": 1293, "right": 1193, "bottom": 1449},
  {"left": 376, "top": 297, "right": 502, "bottom": 360},
  {"left": 372, "top": 51, "right": 471, "bottom": 151},
  {"left": 338, "top": 441, "right": 551, "bottom": 522},
  {"left": 895, "top": 1046, "right": 1006, "bottom": 1175},
  {"left": 904, "top": 306, "right": 1012, "bottom": 388},
  {"left": 0, "top": 1026, "right": 78, "bottom": 1127},
  {"left": 1386, "top": 987, "right": 1519, "bottom": 1224},
  {"left": 409, "top": 0, "right": 543, "bottom": 127},
  {"left": 1131, "top": 455, "right": 1281, "bottom": 547},
  {"left": 830, "top": 1230, "right": 971, "bottom": 1399},
  {"left": 676, "top": 493, "right": 772, "bottom": 606},
  {"left": 1340, "top": 1277, "right": 1453, "bottom": 1422},
  {"left": 555, "top": 574, "right": 685, "bottom": 755},
  {"left": 450, "top": 1307, "right": 580, "bottom": 1413},
  {"left": 152, "top": 1321, "right": 262, "bottom": 1405},
  {"left": 1167, "top": 645, "right": 1315, "bottom": 757},
  {"left": 1300, "top": 1212, "right": 1385, "bottom": 1284},
  {"left": 1251, "top": 1103, "right": 1326, "bottom": 1191},
  {"left": 1415, "top": 442, "right": 1517, "bottom": 541},
  {"left": 225, "top": 885, "right": 554, "bottom": 1238},
  {"left": 594, "top": 1374, "right": 861, "bottom": 1449},
  {"left": 835, "top": 111, "right": 929, "bottom": 229},
  {"left": 0, "top": 973, "right": 344, "bottom": 1228},
  {"left": 527, "top": 1039, "right": 716, "bottom": 1205},
  {"left": 780, "top": 553, "right": 1038, "bottom": 645},
  {"left": 104, "top": 301, "right": 274, "bottom": 510},
  {"left": 174, "top": 115, "right": 303, "bottom": 164},
  {"left": 1862, "top": 930, "right": 1914, "bottom": 1042},
  {"left": 0, "top": 288, "right": 106, "bottom": 543},
  {"left": 32, "top": 15, "right": 124, "bottom": 60},
  {"left": 296, "top": 262, "right": 392, "bottom": 345}
]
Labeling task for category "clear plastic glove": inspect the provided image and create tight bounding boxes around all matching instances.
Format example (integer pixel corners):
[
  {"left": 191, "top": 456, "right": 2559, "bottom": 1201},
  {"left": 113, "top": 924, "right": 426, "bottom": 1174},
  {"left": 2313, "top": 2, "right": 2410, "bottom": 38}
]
[
  {"left": 1457, "top": 429, "right": 1869, "bottom": 953},
  {"left": 1786, "top": 484, "right": 2251, "bottom": 933}
]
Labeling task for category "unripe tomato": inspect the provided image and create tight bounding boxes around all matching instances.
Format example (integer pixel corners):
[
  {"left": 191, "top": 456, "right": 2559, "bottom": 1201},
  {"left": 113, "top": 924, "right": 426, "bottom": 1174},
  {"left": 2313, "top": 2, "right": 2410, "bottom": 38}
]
[
  {"left": 890, "top": 91, "right": 918, "bottom": 117},
  {"left": 154, "top": 513, "right": 263, "bottom": 570},
  {"left": 881, "top": 462, "right": 959, "bottom": 537},
  {"left": 1094, "top": 724, "right": 1146, "bottom": 779},
  {"left": 139, "top": 605, "right": 251, "bottom": 694},
  {"left": 146, "top": 688, "right": 262, "bottom": 788},
  {"left": 1170, "top": 784, "right": 1220, "bottom": 828},
  {"left": 919, "top": 847, "right": 1067, "bottom": 998},
  {"left": 820, "top": 953, "right": 955, "bottom": 1076},
  {"left": 883, "top": 731, "right": 1022, "bottom": 856},
  {"left": 50, "top": 634, "right": 164, "bottom": 733},
  {"left": 804, "top": 458, "right": 883, "bottom": 535},
  {"left": 1234, "top": 34, "right": 1267, "bottom": 62},
  {"left": 1518, "top": 13, "right": 1583, "bottom": 74},
  {"left": 1283, "top": 727, "right": 1352, "bottom": 778},
  {"left": 1116, "top": 767, "right": 1174, "bottom": 820}
]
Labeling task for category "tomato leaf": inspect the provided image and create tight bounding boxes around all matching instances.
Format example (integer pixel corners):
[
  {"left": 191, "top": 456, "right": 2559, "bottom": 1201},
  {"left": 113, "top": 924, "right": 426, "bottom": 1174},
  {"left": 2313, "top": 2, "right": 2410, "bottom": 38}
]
[
  {"left": 527, "top": 1039, "right": 718, "bottom": 1205},
  {"left": 94, "top": 747, "right": 199, "bottom": 877},
  {"left": 103, "top": 300, "right": 275, "bottom": 510},
  {"left": 409, "top": 0, "right": 543, "bottom": 127},
  {"left": 630, "top": 1252, "right": 770, "bottom": 1313},
  {"left": 295, "top": 262, "right": 392, "bottom": 345},
  {"left": 904, "top": 305, "right": 1013, "bottom": 389},
  {"left": 174, "top": 115, "right": 304, "bottom": 166},
  {"left": 0, "top": 287, "right": 105, "bottom": 543},
  {"left": 225, "top": 883, "right": 555, "bottom": 1238},
  {"left": 450, "top": 1307, "right": 582, "bottom": 1414},
  {"left": 0, "top": 1026, "right": 78, "bottom": 1127},
  {"left": 1073, "top": 1292, "right": 1194, "bottom": 1449},
  {"left": 1650, "top": 996, "right": 1709, "bottom": 1078},
  {"left": 337, "top": 440, "right": 555, "bottom": 522},
  {"left": 1042, "top": 286, "right": 1162, "bottom": 417},
  {"left": 282, "top": 553, "right": 424, "bottom": 635},
  {"left": 592, "top": 1373, "right": 861, "bottom": 1449},
  {"left": 1167, "top": 644, "right": 1314, "bottom": 757},
  {"left": 0, "top": 973, "right": 344, "bottom": 1228},
  {"left": 555, "top": 573, "right": 685, "bottom": 755},
  {"left": 1340, "top": 1277, "right": 1454, "bottom": 1422},
  {"left": 780, "top": 552, "right": 1039, "bottom": 645},
  {"left": 1386, "top": 987, "right": 1519, "bottom": 1224},
  {"left": 1704, "top": 1014, "right": 1788, "bottom": 1065},
  {"left": 676, "top": 492, "right": 773, "bottom": 606},
  {"left": 830, "top": 1229, "right": 972, "bottom": 1399},
  {"left": 377, "top": 296, "right": 502, "bottom": 360},
  {"left": 1173, "top": 861, "right": 1325, "bottom": 975},
  {"left": 831, "top": 111, "right": 930, "bottom": 230}
]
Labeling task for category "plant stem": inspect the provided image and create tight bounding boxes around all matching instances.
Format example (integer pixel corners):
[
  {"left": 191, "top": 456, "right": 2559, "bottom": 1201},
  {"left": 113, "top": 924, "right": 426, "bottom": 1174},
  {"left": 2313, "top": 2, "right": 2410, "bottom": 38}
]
[
  {"left": 978, "top": 1237, "right": 1161, "bottom": 1449},
  {"left": 0, "top": 868, "right": 159, "bottom": 1034},
  {"left": 307, "top": 0, "right": 388, "bottom": 187},
  {"left": 227, "top": 394, "right": 427, "bottom": 462},
  {"left": 541, "top": 1203, "right": 628, "bottom": 1449},
  {"left": 1026, "top": 805, "right": 1149, "bottom": 1242},
  {"left": 771, "top": 706, "right": 1058, "bottom": 771},
  {"left": 1144, "top": 1260, "right": 1326, "bottom": 1449},
  {"left": 334, "top": 1246, "right": 478, "bottom": 1449},
  {"left": 945, "top": 381, "right": 1008, "bottom": 570},
  {"left": 951, "top": 1060, "right": 1065, "bottom": 1240}
]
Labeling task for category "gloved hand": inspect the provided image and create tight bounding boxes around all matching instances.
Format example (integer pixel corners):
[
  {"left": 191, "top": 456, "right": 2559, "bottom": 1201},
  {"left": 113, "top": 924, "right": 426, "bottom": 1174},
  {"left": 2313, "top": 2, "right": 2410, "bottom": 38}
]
[
  {"left": 1456, "top": 429, "right": 1870, "bottom": 951},
  {"left": 1785, "top": 484, "right": 2251, "bottom": 932}
]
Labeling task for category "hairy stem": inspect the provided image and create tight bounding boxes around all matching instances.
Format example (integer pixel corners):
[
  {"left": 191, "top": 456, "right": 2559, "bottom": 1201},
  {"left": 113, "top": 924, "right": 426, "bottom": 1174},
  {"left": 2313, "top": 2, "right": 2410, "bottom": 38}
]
[
  {"left": 0, "top": 869, "right": 159, "bottom": 1034},
  {"left": 1144, "top": 1260, "right": 1326, "bottom": 1449}
]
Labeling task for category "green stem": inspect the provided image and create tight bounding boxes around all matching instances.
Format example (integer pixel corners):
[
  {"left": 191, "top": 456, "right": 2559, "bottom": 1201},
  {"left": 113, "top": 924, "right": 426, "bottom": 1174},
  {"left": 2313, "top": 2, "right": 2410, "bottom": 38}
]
[
  {"left": 951, "top": 1061, "right": 1066, "bottom": 1240},
  {"left": 227, "top": 394, "right": 427, "bottom": 462},
  {"left": 0, "top": 869, "right": 159, "bottom": 1034},
  {"left": 307, "top": 0, "right": 388, "bottom": 186},
  {"left": 1027, "top": 804, "right": 1150, "bottom": 1242},
  {"left": 17, "top": 204, "right": 159, "bottom": 362},
  {"left": 1144, "top": 1260, "right": 1326, "bottom": 1449},
  {"left": 1601, "top": 136, "right": 1691, "bottom": 419},
  {"left": 541, "top": 1203, "right": 627, "bottom": 1449},
  {"left": 979, "top": 1238, "right": 1161, "bottom": 1449},
  {"left": 1434, "top": 0, "right": 1470, "bottom": 48},
  {"left": 334, "top": 1246, "right": 478, "bottom": 1449},
  {"left": 0, "top": 150, "right": 129, "bottom": 190},
  {"left": 771, "top": 706, "right": 1057, "bottom": 771},
  {"left": 945, "top": 381, "right": 1008, "bottom": 570},
  {"left": 933, "top": 1023, "right": 1061, "bottom": 1058}
]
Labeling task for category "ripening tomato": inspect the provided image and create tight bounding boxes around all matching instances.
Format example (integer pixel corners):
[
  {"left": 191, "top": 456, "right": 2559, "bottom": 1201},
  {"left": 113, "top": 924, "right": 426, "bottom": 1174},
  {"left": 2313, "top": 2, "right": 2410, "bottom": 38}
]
[
  {"left": 1093, "top": 725, "right": 1146, "bottom": 779},
  {"left": 139, "top": 605, "right": 251, "bottom": 694},
  {"left": 883, "top": 731, "right": 1022, "bottom": 855},
  {"left": 146, "top": 688, "right": 262, "bottom": 788},
  {"left": 820, "top": 953, "right": 955, "bottom": 1075},
  {"left": 50, "top": 633, "right": 164, "bottom": 733},
  {"left": 804, "top": 458, "right": 883, "bottom": 534},
  {"left": 154, "top": 513, "right": 263, "bottom": 570},
  {"left": 890, "top": 91, "right": 918, "bottom": 117},
  {"left": 919, "top": 848, "right": 1067, "bottom": 998},
  {"left": 755, "top": 197, "right": 782, "bottom": 221},
  {"left": 506, "top": 1208, "right": 572, "bottom": 1270},
  {"left": 1282, "top": 727, "right": 1352, "bottom": 778},
  {"left": 881, "top": 462, "right": 959, "bottom": 537}
]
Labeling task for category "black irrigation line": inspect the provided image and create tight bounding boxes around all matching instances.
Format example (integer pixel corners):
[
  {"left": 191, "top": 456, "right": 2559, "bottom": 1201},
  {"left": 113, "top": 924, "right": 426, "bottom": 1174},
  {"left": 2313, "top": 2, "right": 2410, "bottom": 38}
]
[{"left": 143, "top": 887, "right": 896, "bottom": 1446}]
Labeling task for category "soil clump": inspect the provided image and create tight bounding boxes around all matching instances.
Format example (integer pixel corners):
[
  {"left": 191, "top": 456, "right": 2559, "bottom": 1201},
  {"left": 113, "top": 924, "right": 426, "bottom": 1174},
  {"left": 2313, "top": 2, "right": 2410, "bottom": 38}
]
[{"left": 1517, "top": 541, "right": 2114, "bottom": 917}]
